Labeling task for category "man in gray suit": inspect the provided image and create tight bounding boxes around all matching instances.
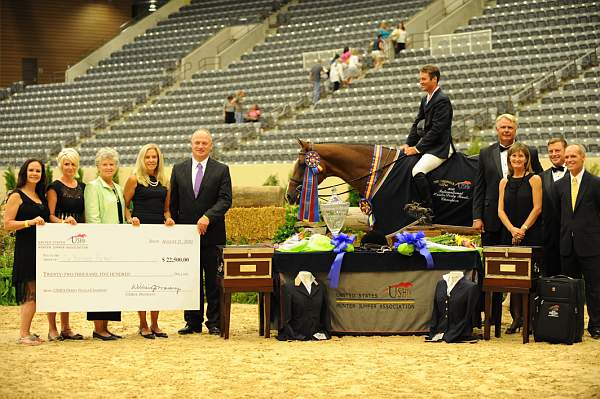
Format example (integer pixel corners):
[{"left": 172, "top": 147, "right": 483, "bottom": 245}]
[{"left": 170, "top": 128, "right": 232, "bottom": 335}]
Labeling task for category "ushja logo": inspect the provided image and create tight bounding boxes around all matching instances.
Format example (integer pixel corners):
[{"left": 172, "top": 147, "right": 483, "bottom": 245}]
[
  {"left": 384, "top": 281, "right": 413, "bottom": 298},
  {"left": 68, "top": 233, "right": 87, "bottom": 244}
]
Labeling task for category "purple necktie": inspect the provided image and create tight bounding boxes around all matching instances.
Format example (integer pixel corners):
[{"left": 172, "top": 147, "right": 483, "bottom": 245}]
[{"left": 193, "top": 163, "right": 204, "bottom": 197}]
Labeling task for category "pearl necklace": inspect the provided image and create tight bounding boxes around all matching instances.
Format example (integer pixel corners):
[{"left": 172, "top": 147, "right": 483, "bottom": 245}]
[{"left": 148, "top": 176, "right": 159, "bottom": 187}]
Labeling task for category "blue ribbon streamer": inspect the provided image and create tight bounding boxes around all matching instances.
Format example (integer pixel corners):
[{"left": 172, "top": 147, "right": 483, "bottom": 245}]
[
  {"left": 327, "top": 233, "right": 355, "bottom": 288},
  {"left": 298, "top": 166, "right": 320, "bottom": 222},
  {"left": 393, "top": 231, "right": 435, "bottom": 268}
]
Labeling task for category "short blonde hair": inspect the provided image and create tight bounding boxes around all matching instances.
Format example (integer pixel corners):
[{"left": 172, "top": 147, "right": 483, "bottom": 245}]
[
  {"left": 95, "top": 147, "right": 119, "bottom": 168},
  {"left": 133, "top": 143, "right": 168, "bottom": 187},
  {"left": 496, "top": 113, "right": 517, "bottom": 127},
  {"left": 57, "top": 148, "right": 80, "bottom": 171}
]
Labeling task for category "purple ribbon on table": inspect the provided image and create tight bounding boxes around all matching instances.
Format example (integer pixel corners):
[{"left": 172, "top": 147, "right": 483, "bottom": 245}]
[
  {"left": 393, "top": 231, "right": 434, "bottom": 269},
  {"left": 327, "top": 233, "right": 355, "bottom": 289}
]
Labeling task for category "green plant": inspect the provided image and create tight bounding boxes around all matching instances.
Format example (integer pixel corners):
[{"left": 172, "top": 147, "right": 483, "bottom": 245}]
[
  {"left": 272, "top": 204, "right": 299, "bottom": 243},
  {"left": 75, "top": 167, "right": 85, "bottom": 183},
  {"left": 347, "top": 187, "right": 361, "bottom": 206},
  {"left": 3, "top": 166, "right": 17, "bottom": 192},
  {"left": 0, "top": 266, "right": 16, "bottom": 305},
  {"left": 587, "top": 162, "right": 600, "bottom": 176},
  {"left": 232, "top": 292, "right": 258, "bottom": 304},
  {"left": 466, "top": 137, "right": 482, "bottom": 156},
  {"left": 263, "top": 174, "right": 280, "bottom": 186},
  {"left": 45, "top": 163, "right": 53, "bottom": 185}
]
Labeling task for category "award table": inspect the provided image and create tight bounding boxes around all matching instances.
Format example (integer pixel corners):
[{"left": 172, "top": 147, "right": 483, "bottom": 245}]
[{"left": 272, "top": 251, "right": 482, "bottom": 335}]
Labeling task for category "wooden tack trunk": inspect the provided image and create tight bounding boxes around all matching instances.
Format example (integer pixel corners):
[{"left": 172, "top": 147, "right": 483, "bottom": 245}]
[
  {"left": 483, "top": 246, "right": 543, "bottom": 289},
  {"left": 217, "top": 245, "right": 274, "bottom": 288}
]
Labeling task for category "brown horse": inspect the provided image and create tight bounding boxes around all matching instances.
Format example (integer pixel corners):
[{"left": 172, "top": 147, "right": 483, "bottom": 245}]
[{"left": 285, "top": 139, "right": 398, "bottom": 205}]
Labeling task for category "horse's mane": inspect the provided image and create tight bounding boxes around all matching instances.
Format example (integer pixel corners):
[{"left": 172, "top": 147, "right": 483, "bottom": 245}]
[{"left": 314, "top": 142, "right": 398, "bottom": 152}]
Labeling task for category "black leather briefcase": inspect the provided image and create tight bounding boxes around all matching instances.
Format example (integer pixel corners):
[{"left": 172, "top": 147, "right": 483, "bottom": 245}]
[{"left": 533, "top": 275, "right": 584, "bottom": 344}]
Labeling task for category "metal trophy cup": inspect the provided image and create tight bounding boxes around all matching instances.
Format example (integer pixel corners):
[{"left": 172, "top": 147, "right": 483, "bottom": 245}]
[{"left": 320, "top": 187, "right": 349, "bottom": 236}]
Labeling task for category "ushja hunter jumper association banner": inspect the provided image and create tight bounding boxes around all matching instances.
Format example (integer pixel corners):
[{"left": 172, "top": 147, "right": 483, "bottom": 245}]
[{"left": 35, "top": 224, "right": 201, "bottom": 312}]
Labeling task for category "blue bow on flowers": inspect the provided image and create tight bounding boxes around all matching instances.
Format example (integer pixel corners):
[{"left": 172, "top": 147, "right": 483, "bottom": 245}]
[
  {"left": 393, "top": 231, "right": 434, "bottom": 268},
  {"left": 327, "top": 233, "right": 355, "bottom": 289}
]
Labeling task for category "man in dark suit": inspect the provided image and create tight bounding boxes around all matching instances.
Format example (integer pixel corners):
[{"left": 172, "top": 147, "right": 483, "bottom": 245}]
[
  {"left": 471, "top": 114, "right": 543, "bottom": 329},
  {"left": 400, "top": 64, "right": 453, "bottom": 212},
  {"left": 170, "top": 128, "right": 232, "bottom": 335},
  {"left": 540, "top": 137, "right": 568, "bottom": 277},
  {"left": 554, "top": 144, "right": 600, "bottom": 339}
]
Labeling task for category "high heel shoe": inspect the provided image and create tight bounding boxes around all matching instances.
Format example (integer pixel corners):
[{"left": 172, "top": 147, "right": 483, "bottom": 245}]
[{"left": 505, "top": 319, "right": 523, "bottom": 335}]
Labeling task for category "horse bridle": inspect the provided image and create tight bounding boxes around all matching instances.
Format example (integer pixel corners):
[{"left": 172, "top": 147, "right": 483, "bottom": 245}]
[{"left": 289, "top": 148, "right": 404, "bottom": 197}]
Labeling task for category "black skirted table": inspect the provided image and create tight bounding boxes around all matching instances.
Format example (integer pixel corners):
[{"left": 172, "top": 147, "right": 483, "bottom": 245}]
[{"left": 272, "top": 251, "right": 482, "bottom": 335}]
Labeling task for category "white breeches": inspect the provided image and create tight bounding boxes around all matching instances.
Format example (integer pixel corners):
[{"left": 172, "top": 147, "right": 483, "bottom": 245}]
[{"left": 411, "top": 153, "right": 447, "bottom": 176}]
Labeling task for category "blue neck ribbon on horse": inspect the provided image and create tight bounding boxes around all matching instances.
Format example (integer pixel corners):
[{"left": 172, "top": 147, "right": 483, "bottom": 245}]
[{"left": 298, "top": 164, "right": 320, "bottom": 222}]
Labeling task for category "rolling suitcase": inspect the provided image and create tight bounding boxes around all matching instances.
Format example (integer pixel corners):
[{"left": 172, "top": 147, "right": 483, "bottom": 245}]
[{"left": 533, "top": 275, "right": 584, "bottom": 344}]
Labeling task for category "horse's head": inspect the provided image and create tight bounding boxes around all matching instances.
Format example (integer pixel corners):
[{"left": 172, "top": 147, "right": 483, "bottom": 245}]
[{"left": 285, "top": 139, "right": 327, "bottom": 204}]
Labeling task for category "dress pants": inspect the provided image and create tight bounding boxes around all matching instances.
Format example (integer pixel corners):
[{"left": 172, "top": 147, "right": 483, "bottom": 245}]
[
  {"left": 561, "top": 253, "right": 600, "bottom": 333},
  {"left": 184, "top": 245, "right": 220, "bottom": 330}
]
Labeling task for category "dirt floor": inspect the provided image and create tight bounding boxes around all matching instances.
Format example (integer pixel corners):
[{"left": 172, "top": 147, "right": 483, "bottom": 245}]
[{"left": 1, "top": 303, "right": 599, "bottom": 399}]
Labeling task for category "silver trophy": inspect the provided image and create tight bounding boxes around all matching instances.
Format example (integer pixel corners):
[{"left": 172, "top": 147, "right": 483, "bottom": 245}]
[{"left": 320, "top": 187, "right": 349, "bottom": 236}]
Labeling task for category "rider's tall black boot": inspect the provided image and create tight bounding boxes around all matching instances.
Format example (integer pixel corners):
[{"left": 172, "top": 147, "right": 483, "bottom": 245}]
[{"left": 413, "top": 172, "right": 434, "bottom": 212}]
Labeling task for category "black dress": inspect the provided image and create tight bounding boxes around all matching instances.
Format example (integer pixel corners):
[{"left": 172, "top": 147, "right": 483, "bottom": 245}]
[
  {"left": 131, "top": 177, "right": 167, "bottom": 224},
  {"left": 501, "top": 174, "right": 542, "bottom": 246},
  {"left": 47, "top": 180, "right": 85, "bottom": 222},
  {"left": 12, "top": 190, "right": 50, "bottom": 304}
]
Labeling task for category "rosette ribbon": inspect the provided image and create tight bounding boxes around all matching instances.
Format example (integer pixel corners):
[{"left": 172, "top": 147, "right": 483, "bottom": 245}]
[
  {"left": 393, "top": 231, "right": 434, "bottom": 268},
  {"left": 298, "top": 152, "right": 320, "bottom": 222},
  {"left": 327, "top": 233, "right": 355, "bottom": 288}
]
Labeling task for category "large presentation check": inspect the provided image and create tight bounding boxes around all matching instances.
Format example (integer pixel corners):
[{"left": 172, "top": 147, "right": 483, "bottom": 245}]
[{"left": 36, "top": 224, "right": 201, "bottom": 312}]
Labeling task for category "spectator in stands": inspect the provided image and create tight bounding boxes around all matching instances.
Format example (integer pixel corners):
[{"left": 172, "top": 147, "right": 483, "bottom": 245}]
[
  {"left": 390, "top": 22, "right": 407, "bottom": 56},
  {"left": 4, "top": 159, "right": 48, "bottom": 345},
  {"left": 84, "top": 147, "right": 126, "bottom": 341},
  {"left": 245, "top": 104, "right": 262, "bottom": 122},
  {"left": 377, "top": 21, "right": 391, "bottom": 39},
  {"left": 309, "top": 60, "right": 325, "bottom": 105},
  {"left": 372, "top": 34, "right": 386, "bottom": 69},
  {"left": 497, "top": 143, "right": 542, "bottom": 334},
  {"left": 344, "top": 50, "right": 362, "bottom": 86},
  {"left": 340, "top": 47, "right": 352, "bottom": 64},
  {"left": 124, "top": 144, "right": 174, "bottom": 340},
  {"left": 400, "top": 65, "right": 453, "bottom": 213},
  {"left": 46, "top": 148, "right": 85, "bottom": 342},
  {"left": 329, "top": 55, "right": 344, "bottom": 92},
  {"left": 234, "top": 90, "right": 246, "bottom": 124},
  {"left": 224, "top": 95, "right": 236, "bottom": 124}
]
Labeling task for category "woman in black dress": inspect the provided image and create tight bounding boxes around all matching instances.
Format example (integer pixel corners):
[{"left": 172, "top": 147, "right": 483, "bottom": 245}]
[
  {"left": 3, "top": 159, "right": 49, "bottom": 345},
  {"left": 498, "top": 142, "right": 542, "bottom": 334},
  {"left": 46, "top": 148, "right": 85, "bottom": 341},
  {"left": 124, "top": 144, "right": 174, "bottom": 339}
]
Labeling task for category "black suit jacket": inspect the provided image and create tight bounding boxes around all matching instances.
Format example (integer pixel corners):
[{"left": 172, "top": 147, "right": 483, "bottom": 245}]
[
  {"left": 169, "top": 157, "right": 232, "bottom": 247},
  {"left": 472, "top": 142, "right": 543, "bottom": 232},
  {"left": 541, "top": 168, "right": 562, "bottom": 240},
  {"left": 277, "top": 280, "right": 331, "bottom": 341},
  {"left": 406, "top": 88, "right": 454, "bottom": 159},
  {"left": 554, "top": 171, "right": 600, "bottom": 257}
]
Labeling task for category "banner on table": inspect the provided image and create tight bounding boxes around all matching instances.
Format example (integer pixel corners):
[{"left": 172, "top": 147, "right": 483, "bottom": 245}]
[
  {"left": 322, "top": 270, "right": 466, "bottom": 334},
  {"left": 36, "top": 224, "right": 200, "bottom": 312}
]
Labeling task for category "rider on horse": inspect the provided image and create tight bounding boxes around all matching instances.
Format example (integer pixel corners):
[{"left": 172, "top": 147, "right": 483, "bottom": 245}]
[{"left": 400, "top": 64, "right": 455, "bottom": 217}]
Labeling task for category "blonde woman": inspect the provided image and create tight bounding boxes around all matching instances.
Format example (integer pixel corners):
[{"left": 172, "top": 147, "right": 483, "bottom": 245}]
[
  {"left": 3, "top": 159, "right": 49, "bottom": 345},
  {"left": 124, "top": 144, "right": 174, "bottom": 339},
  {"left": 46, "top": 148, "right": 84, "bottom": 341},
  {"left": 84, "top": 148, "right": 126, "bottom": 341}
]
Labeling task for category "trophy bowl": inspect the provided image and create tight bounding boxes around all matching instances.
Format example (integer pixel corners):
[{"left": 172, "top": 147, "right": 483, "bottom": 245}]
[{"left": 319, "top": 188, "right": 349, "bottom": 236}]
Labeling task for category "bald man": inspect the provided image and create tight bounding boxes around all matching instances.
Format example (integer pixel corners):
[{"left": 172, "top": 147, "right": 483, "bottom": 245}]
[
  {"left": 554, "top": 144, "right": 600, "bottom": 339},
  {"left": 170, "top": 129, "right": 232, "bottom": 335}
]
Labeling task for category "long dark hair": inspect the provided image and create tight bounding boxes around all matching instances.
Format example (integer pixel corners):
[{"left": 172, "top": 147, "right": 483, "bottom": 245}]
[{"left": 16, "top": 158, "right": 47, "bottom": 200}]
